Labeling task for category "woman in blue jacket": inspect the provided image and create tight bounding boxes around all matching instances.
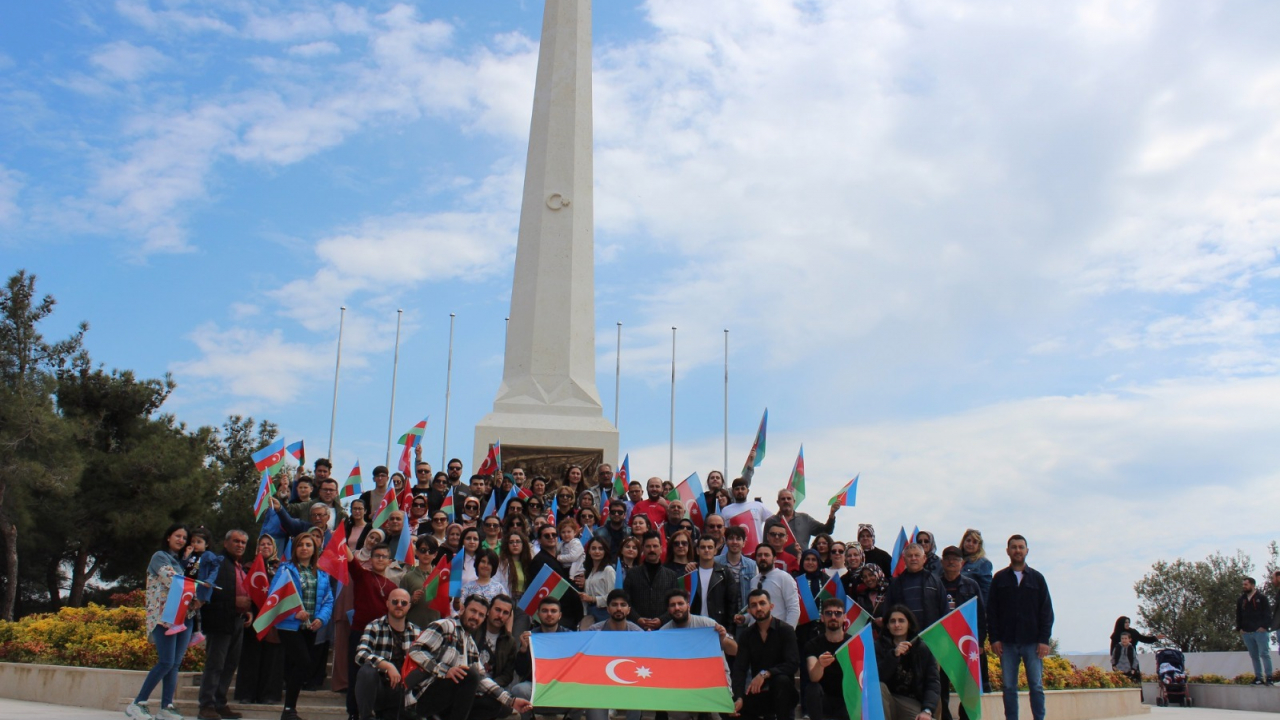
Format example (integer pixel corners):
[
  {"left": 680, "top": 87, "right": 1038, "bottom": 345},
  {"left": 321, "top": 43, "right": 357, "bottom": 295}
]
[{"left": 269, "top": 532, "right": 333, "bottom": 720}]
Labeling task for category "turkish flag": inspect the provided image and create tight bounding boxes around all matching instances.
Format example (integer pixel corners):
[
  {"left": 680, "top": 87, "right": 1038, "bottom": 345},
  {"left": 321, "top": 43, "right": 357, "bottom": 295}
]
[
  {"left": 317, "top": 522, "right": 350, "bottom": 587},
  {"left": 728, "top": 510, "right": 760, "bottom": 554},
  {"left": 247, "top": 554, "right": 270, "bottom": 609}
]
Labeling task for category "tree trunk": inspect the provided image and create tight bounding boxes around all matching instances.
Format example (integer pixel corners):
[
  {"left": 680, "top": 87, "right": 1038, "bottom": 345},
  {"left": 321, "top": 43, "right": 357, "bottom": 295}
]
[
  {"left": 69, "top": 544, "right": 94, "bottom": 606},
  {"left": 0, "top": 512, "right": 16, "bottom": 621},
  {"left": 46, "top": 557, "right": 61, "bottom": 609}
]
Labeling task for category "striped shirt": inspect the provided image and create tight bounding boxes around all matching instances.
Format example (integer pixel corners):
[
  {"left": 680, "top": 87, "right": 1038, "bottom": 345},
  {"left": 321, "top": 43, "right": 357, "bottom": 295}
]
[{"left": 404, "top": 618, "right": 513, "bottom": 708}]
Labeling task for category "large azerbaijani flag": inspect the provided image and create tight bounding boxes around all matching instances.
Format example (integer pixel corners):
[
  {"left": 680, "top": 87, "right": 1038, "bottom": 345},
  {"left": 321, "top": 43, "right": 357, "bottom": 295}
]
[
  {"left": 787, "top": 445, "right": 806, "bottom": 506},
  {"left": 918, "top": 597, "right": 984, "bottom": 720},
  {"left": 531, "top": 627, "right": 733, "bottom": 711},
  {"left": 834, "top": 621, "right": 886, "bottom": 720},
  {"left": 251, "top": 439, "right": 287, "bottom": 473},
  {"left": 667, "top": 472, "right": 708, "bottom": 529},
  {"left": 518, "top": 564, "right": 572, "bottom": 616},
  {"left": 742, "top": 408, "right": 767, "bottom": 475}
]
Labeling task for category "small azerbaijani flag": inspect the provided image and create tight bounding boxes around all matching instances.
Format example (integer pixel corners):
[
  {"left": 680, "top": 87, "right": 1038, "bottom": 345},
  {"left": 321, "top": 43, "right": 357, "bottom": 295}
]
[
  {"left": 340, "top": 461, "right": 362, "bottom": 500},
  {"left": 286, "top": 440, "right": 305, "bottom": 467},
  {"left": 613, "top": 454, "right": 630, "bottom": 499},
  {"left": 547, "top": 496, "right": 558, "bottom": 526},
  {"left": 518, "top": 564, "right": 572, "bottom": 616},
  {"left": 917, "top": 597, "right": 984, "bottom": 720},
  {"left": 835, "top": 621, "right": 886, "bottom": 720},
  {"left": 477, "top": 441, "right": 502, "bottom": 477},
  {"left": 680, "top": 571, "right": 700, "bottom": 610},
  {"left": 844, "top": 598, "right": 872, "bottom": 635},
  {"left": 530, "top": 627, "right": 734, "bottom": 711},
  {"left": 615, "top": 558, "right": 626, "bottom": 590},
  {"left": 483, "top": 489, "right": 499, "bottom": 518},
  {"left": 161, "top": 576, "right": 199, "bottom": 628},
  {"left": 253, "top": 469, "right": 275, "bottom": 521},
  {"left": 890, "top": 526, "right": 910, "bottom": 578},
  {"left": 742, "top": 408, "right": 768, "bottom": 476},
  {"left": 828, "top": 475, "right": 859, "bottom": 508},
  {"left": 397, "top": 416, "right": 429, "bottom": 475},
  {"left": 440, "top": 487, "right": 456, "bottom": 522},
  {"left": 252, "top": 578, "right": 304, "bottom": 640},
  {"left": 796, "top": 576, "right": 820, "bottom": 625},
  {"left": 371, "top": 486, "right": 398, "bottom": 529},
  {"left": 395, "top": 522, "right": 414, "bottom": 564},
  {"left": 251, "top": 439, "right": 287, "bottom": 473},
  {"left": 449, "top": 548, "right": 465, "bottom": 597},
  {"left": 423, "top": 555, "right": 453, "bottom": 617},
  {"left": 667, "top": 472, "right": 709, "bottom": 530},
  {"left": 787, "top": 444, "right": 806, "bottom": 506}
]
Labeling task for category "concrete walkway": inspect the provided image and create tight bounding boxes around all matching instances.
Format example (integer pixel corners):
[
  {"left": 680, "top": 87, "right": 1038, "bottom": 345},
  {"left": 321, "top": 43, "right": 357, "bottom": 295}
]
[{"left": 2, "top": 698, "right": 1276, "bottom": 720}]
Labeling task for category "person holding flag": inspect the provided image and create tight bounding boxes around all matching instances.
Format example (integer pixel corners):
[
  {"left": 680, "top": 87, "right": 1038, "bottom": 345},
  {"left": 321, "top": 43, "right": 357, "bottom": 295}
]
[
  {"left": 195, "top": 530, "right": 250, "bottom": 720},
  {"left": 732, "top": 588, "right": 799, "bottom": 720},
  {"left": 661, "top": 587, "right": 738, "bottom": 720},
  {"left": 804, "top": 597, "right": 853, "bottom": 720},
  {"left": 936, "top": 546, "right": 984, "bottom": 720},
  {"left": 269, "top": 533, "right": 334, "bottom": 720},
  {"left": 358, "top": 466, "right": 392, "bottom": 523},
  {"left": 353, "top": 589, "right": 421, "bottom": 720},
  {"left": 400, "top": 536, "right": 445, "bottom": 628},
  {"left": 877, "top": 606, "right": 941, "bottom": 720},
  {"left": 764, "top": 488, "right": 835, "bottom": 553},
  {"left": 125, "top": 525, "right": 193, "bottom": 720}
]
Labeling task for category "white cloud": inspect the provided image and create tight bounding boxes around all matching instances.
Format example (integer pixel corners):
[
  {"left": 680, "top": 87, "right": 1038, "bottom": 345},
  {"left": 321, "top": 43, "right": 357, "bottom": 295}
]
[
  {"left": 628, "top": 374, "right": 1280, "bottom": 652},
  {"left": 90, "top": 41, "right": 167, "bottom": 81},
  {"left": 287, "top": 41, "right": 341, "bottom": 58},
  {"left": 170, "top": 323, "right": 334, "bottom": 409}
]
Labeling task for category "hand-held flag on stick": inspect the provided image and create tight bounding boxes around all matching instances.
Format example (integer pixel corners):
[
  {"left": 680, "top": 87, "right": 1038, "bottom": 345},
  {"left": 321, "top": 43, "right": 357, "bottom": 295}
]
[
  {"left": 835, "top": 622, "right": 886, "bottom": 720},
  {"left": 340, "top": 461, "right": 362, "bottom": 500},
  {"left": 680, "top": 571, "right": 700, "bottom": 610},
  {"left": 477, "top": 441, "right": 502, "bottom": 477},
  {"left": 613, "top": 454, "right": 630, "bottom": 498},
  {"left": 251, "top": 439, "right": 287, "bottom": 473},
  {"left": 317, "top": 522, "right": 350, "bottom": 587},
  {"left": 252, "top": 578, "right": 303, "bottom": 640},
  {"left": 423, "top": 555, "right": 453, "bottom": 617},
  {"left": 890, "top": 526, "right": 909, "bottom": 578},
  {"left": 787, "top": 445, "right": 806, "bottom": 506},
  {"left": 829, "top": 475, "right": 859, "bottom": 508},
  {"left": 253, "top": 470, "right": 275, "bottom": 521},
  {"left": 161, "top": 576, "right": 199, "bottom": 631},
  {"left": 440, "top": 487, "right": 455, "bottom": 522},
  {"left": 917, "top": 597, "right": 984, "bottom": 720},
  {"left": 796, "top": 576, "right": 820, "bottom": 625},
  {"left": 449, "top": 548, "right": 465, "bottom": 598},
  {"left": 397, "top": 416, "right": 429, "bottom": 475},
  {"left": 615, "top": 558, "right": 626, "bottom": 589},
  {"left": 529, "top": 628, "right": 734, "bottom": 712},
  {"left": 371, "top": 486, "right": 398, "bottom": 529},
  {"left": 518, "top": 564, "right": 572, "bottom": 616},
  {"left": 742, "top": 408, "right": 768, "bottom": 475},
  {"left": 395, "top": 523, "right": 415, "bottom": 565},
  {"left": 246, "top": 554, "right": 270, "bottom": 609},
  {"left": 728, "top": 510, "right": 760, "bottom": 555},
  {"left": 668, "top": 472, "right": 708, "bottom": 529},
  {"left": 286, "top": 440, "right": 305, "bottom": 467}
]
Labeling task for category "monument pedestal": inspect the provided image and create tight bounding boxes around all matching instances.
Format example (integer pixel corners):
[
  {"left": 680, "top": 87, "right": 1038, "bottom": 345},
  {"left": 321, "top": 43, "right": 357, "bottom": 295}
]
[{"left": 473, "top": 413, "right": 618, "bottom": 478}]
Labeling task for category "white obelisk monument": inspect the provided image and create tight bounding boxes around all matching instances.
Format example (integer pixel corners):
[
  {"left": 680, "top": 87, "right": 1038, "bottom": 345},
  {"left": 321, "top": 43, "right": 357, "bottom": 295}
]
[{"left": 473, "top": 0, "right": 619, "bottom": 470}]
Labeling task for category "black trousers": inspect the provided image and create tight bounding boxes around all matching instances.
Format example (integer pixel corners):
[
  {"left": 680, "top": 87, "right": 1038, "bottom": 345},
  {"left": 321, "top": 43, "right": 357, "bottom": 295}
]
[
  {"left": 738, "top": 677, "right": 797, "bottom": 720},
  {"left": 279, "top": 629, "right": 319, "bottom": 710},
  {"left": 355, "top": 663, "right": 404, "bottom": 720},
  {"left": 347, "top": 628, "right": 363, "bottom": 716},
  {"left": 409, "top": 667, "right": 510, "bottom": 720},
  {"left": 198, "top": 626, "right": 243, "bottom": 709},
  {"left": 802, "top": 684, "right": 848, "bottom": 720},
  {"left": 235, "top": 630, "right": 283, "bottom": 703}
]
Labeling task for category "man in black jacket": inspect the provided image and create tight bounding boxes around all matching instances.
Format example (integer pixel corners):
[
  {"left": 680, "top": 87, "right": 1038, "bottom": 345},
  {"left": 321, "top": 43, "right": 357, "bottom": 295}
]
[
  {"left": 530, "top": 526, "right": 583, "bottom": 628},
  {"left": 732, "top": 589, "right": 799, "bottom": 720},
  {"left": 1236, "top": 576, "right": 1274, "bottom": 685},
  {"left": 197, "top": 530, "right": 249, "bottom": 720},
  {"left": 883, "top": 543, "right": 949, "bottom": 629},
  {"left": 692, "top": 536, "right": 740, "bottom": 628},
  {"left": 987, "top": 535, "right": 1053, "bottom": 720},
  {"left": 623, "top": 532, "right": 679, "bottom": 629}
]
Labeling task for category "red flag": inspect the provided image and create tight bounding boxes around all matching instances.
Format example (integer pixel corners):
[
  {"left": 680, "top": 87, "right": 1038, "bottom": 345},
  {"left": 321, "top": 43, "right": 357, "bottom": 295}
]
[
  {"left": 424, "top": 554, "right": 453, "bottom": 616},
  {"left": 398, "top": 442, "right": 414, "bottom": 476},
  {"left": 317, "top": 522, "right": 350, "bottom": 587},
  {"left": 477, "top": 441, "right": 501, "bottom": 477},
  {"left": 728, "top": 510, "right": 760, "bottom": 554},
  {"left": 777, "top": 515, "right": 798, "bottom": 549},
  {"left": 246, "top": 554, "right": 270, "bottom": 609}
]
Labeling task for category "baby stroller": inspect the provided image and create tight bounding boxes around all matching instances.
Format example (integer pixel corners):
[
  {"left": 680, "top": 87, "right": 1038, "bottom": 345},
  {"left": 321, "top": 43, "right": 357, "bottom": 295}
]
[{"left": 1155, "top": 648, "right": 1192, "bottom": 707}]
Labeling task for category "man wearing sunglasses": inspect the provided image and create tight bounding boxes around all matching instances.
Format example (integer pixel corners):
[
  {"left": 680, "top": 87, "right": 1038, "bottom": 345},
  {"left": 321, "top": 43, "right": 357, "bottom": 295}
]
[
  {"left": 802, "top": 597, "right": 852, "bottom": 720},
  {"left": 597, "top": 499, "right": 630, "bottom": 555},
  {"left": 530, "top": 526, "right": 583, "bottom": 628},
  {"left": 354, "top": 589, "right": 420, "bottom": 720}
]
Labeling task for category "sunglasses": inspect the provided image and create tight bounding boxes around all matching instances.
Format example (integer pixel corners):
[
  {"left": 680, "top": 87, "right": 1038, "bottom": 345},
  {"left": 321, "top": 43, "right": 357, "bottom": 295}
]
[
  {"left": 412, "top": 502, "right": 427, "bottom": 507},
  {"left": 484, "top": 522, "right": 501, "bottom": 528},
  {"left": 831, "top": 549, "right": 845, "bottom": 554},
  {"left": 610, "top": 509, "right": 625, "bottom": 515},
  {"left": 390, "top": 599, "right": 410, "bottom": 607},
  {"left": 541, "top": 534, "right": 557, "bottom": 541},
  {"left": 433, "top": 517, "right": 448, "bottom": 522},
  {"left": 768, "top": 533, "right": 786, "bottom": 539}
]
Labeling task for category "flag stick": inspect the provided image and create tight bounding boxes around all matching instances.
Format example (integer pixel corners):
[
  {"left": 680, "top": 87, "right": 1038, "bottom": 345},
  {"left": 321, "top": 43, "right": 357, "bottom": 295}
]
[
  {"left": 669, "top": 326, "right": 676, "bottom": 483},
  {"left": 614, "top": 321, "right": 622, "bottom": 430},
  {"left": 442, "top": 312, "right": 456, "bottom": 470},
  {"left": 327, "top": 306, "right": 346, "bottom": 459},
  {"left": 724, "top": 328, "right": 729, "bottom": 479},
  {"left": 386, "top": 308, "right": 403, "bottom": 467}
]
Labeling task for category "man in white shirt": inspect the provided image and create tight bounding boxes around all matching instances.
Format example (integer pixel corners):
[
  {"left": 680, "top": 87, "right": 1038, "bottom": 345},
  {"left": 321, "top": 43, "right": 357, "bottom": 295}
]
[{"left": 719, "top": 478, "right": 769, "bottom": 540}]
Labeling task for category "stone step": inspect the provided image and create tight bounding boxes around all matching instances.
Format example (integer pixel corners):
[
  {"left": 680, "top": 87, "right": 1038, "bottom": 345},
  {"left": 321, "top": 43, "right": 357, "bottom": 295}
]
[
  {"left": 167, "top": 700, "right": 348, "bottom": 720},
  {"left": 174, "top": 686, "right": 346, "bottom": 706}
]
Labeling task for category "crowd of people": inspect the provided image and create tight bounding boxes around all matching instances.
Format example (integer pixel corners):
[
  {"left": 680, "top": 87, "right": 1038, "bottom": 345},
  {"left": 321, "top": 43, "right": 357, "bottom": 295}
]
[{"left": 123, "top": 451, "right": 1057, "bottom": 720}]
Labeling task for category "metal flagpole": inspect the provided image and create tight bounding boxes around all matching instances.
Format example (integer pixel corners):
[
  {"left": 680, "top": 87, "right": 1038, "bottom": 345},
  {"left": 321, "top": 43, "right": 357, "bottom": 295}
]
[
  {"left": 386, "top": 309, "right": 403, "bottom": 467},
  {"left": 614, "top": 322, "right": 621, "bottom": 428},
  {"left": 669, "top": 326, "right": 676, "bottom": 483},
  {"left": 327, "top": 306, "right": 346, "bottom": 458},
  {"left": 442, "top": 313, "right": 456, "bottom": 470},
  {"left": 724, "top": 328, "right": 729, "bottom": 477}
]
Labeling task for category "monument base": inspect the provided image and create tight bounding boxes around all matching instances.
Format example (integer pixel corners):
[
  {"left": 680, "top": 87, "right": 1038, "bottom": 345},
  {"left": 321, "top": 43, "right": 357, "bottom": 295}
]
[{"left": 473, "top": 412, "right": 618, "bottom": 477}]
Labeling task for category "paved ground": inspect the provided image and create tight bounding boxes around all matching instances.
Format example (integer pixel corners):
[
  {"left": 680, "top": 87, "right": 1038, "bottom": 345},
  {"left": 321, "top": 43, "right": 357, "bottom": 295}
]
[{"left": 2, "top": 698, "right": 1276, "bottom": 720}]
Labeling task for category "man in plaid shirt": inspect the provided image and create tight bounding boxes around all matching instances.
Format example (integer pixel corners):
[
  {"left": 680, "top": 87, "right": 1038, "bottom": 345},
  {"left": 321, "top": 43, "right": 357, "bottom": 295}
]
[
  {"left": 404, "top": 595, "right": 533, "bottom": 720},
  {"left": 354, "top": 589, "right": 419, "bottom": 720}
]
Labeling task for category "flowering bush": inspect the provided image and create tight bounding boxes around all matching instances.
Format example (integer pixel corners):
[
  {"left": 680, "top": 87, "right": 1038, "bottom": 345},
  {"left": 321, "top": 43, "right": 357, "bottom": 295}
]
[
  {"left": 0, "top": 593, "right": 205, "bottom": 671},
  {"left": 987, "top": 645, "right": 1138, "bottom": 690}
]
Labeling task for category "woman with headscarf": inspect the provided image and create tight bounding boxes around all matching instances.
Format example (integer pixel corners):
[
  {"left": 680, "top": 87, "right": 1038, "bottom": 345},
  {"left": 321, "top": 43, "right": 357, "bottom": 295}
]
[
  {"left": 1110, "top": 616, "right": 1164, "bottom": 654},
  {"left": 851, "top": 562, "right": 889, "bottom": 628},
  {"left": 915, "top": 530, "right": 942, "bottom": 576},
  {"left": 235, "top": 534, "right": 284, "bottom": 705}
]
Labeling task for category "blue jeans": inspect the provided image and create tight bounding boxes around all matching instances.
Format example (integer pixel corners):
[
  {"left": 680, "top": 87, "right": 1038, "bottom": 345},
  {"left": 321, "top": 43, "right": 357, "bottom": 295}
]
[
  {"left": 136, "top": 624, "right": 193, "bottom": 707},
  {"left": 1242, "top": 630, "right": 1273, "bottom": 681},
  {"left": 1000, "top": 643, "right": 1044, "bottom": 720}
]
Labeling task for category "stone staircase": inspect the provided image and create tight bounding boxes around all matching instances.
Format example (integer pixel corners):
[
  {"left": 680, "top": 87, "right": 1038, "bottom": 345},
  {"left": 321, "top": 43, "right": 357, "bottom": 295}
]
[{"left": 121, "top": 667, "right": 348, "bottom": 720}]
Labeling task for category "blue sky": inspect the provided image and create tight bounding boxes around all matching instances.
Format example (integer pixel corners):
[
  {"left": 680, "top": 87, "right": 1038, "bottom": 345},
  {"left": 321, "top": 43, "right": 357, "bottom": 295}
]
[{"left": 5, "top": 0, "right": 1280, "bottom": 652}]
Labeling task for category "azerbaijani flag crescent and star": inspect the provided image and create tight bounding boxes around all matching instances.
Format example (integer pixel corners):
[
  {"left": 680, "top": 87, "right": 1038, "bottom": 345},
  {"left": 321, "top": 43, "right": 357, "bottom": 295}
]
[
  {"left": 252, "top": 578, "right": 303, "bottom": 640},
  {"left": 667, "top": 472, "right": 708, "bottom": 530},
  {"left": 918, "top": 597, "right": 984, "bottom": 720},
  {"left": 530, "top": 628, "right": 733, "bottom": 712},
  {"left": 251, "top": 439, "right": 287, "bottom": 474},
  {"left": 612, "top": 454, "right": 630, "bottom": 499},
  {"left": 252, "top": 469, "right": 274, "bottom": 521},
  {"left": 829, "top": 475, "right": 859, "bottom": 508},
  {"left": 518, "top": 564, "right": 572, "bottom": 616},
  {"left": 835, "top": 621, "right": 886, "bottom": 720}
]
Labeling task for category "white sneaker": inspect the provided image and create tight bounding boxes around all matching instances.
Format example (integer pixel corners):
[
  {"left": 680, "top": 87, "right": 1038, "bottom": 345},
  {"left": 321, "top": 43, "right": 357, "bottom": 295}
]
[
  {"left": 155, "top": 705, "right": 184, "bottom": 720},
  {"left": 125, "top": 703, "right": 153, "bottom": 720}
]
